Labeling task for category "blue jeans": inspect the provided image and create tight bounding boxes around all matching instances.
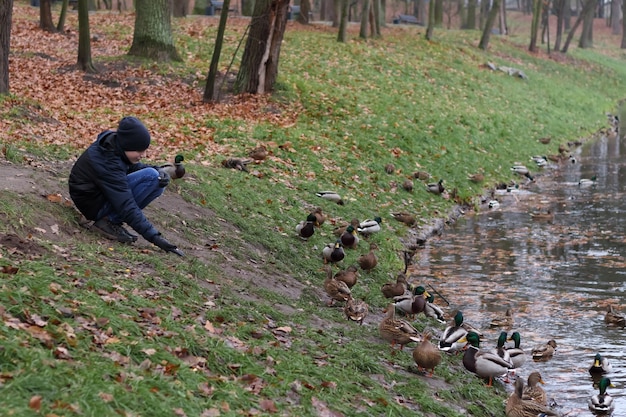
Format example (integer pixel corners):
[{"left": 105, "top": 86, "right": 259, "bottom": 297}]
[{"left": 97, "top": 168, "right": 164, "bottom": 224}]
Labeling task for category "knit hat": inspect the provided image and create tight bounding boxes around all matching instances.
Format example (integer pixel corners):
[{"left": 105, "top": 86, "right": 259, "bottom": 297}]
[{"left": 116, "top": 117, "right": 151, "bottom": 151}]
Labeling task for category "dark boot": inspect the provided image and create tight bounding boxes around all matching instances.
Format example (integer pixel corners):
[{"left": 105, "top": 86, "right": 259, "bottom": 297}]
[{"left": 92, "top": 218, "right": 136, "bottom": 243}]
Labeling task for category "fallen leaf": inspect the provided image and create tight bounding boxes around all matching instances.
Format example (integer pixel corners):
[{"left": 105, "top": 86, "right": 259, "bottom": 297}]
[{"left": 29, "top": 395, "right": 42, "bottom": 411}]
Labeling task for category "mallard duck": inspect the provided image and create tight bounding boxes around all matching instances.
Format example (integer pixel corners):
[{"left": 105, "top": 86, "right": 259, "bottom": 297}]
[
  {"left": 531, "top": 340, "right": 557, "bottom": 361},
  {"left": 312, "top": 207, "right": 325, "bottom": 227},
  {"left": 402, "top": 179, "right": 414, "bottom": 192},
  {"left": 506, "top": 331, "right": 527, "bottom": 369},
  {"left": 412, "top": 331, "right": 442, "bottom": 377},
  {"left": 588, "top": 377, "right": 615, "bottom": 415},
  {"left": 221, "top": 157, "right": 251, "bottom": 172},
  {"left": 248, "top": 145, "right": 268, "bottom": 161},
  {"left": 488, "top": 200, "right": 500, "bottom": 209},
  {"left": 323, "top": 266, "right": 351, "bottom": 306},
  {"left": 357, "top": 217, "right": 382, "bottom": 235},
  {"left": 344, "top": 296, "right": 368, "bottom": 325},
  {"left": 579, "top": 175, "right": 597, "bottom": 187},
  {"left": 339, "top": 225, "right": 359, "bottom": 249},
  {"left": 357, "top": 242, "right": 378, "bottom": 272},
  {"left": 506, "top": 377, "right": 558, "bottom": 417},
  {"left": 495, "top": 331, "right": 512, "bottom": 365},
  {"left": 426, "top": 179, "right": 444, "bottom": 194},
  {"left": 322, "top": 240, "right": 345, "bottom": 264},
  {"left": 381, "top": 272, "right": 408, "bottom": 298},
  {"left": 384, "top": 163, "right": 396, "bottom": 174},
  {"left": 511, "top": 165, "right": 534, "bottom": 181},
  {"left": 531, "top": 155, "right": 548, "bottom": 167},
  {"left": 334, "top": 265, "right": 359, "bottom": 289},
  {"left": 413, "top": 286, "right": 445, "bottom": 323},
  {"left": 413, "top": 170, "right": 430, "bottom": 180},
  {"left": 462, "top": 331, "right": 514, "bottom": 386},
  {"left": 315, "top": 191, "right": 344, "bottom": 205},
  {"left": 523, "top": 371, "right": 548, "bottom": 406},
  {"left": 438, "top": 310, "right": 468, "bottom": 353},
  {"left": 333, "top": 218, "right": 360, "bottom": 237},
  {"left": 589, "top": 353, "right": 612, "bottom": 375},
  {"left": 490, "top": 308, "right": 514, "bottom": 328},
  {"left": 391, "top": 212, "right": 416, "bottom": 227},
  {"left": 530, "top": 209, "right": 554, "bottom": 222},
  {"left": 468, "top": 172, "right": 484, "bottom": 183},
  {"left": 159, "top": 154, "right": 186, "bottom": 179},
  {"left": 392, "top": 293, "right": 426, "bottom": 319},
  {"left": 296, "top": 213, "right": 317, "bottom": 239},
  {"left": 379, "top": 304, "right": 422, "bottom": 352},
  {"left": 604, "top": 304, "right": 626, "bottom": 328}
]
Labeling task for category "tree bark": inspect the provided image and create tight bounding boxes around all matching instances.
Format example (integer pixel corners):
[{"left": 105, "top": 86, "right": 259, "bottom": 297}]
[
  {"left": 40, "top": 0, "right": 56, "bottom": 31},
  {"left": 234, "top": 0, "right": 290, "bottom": 94},
  {"left": 297, "top": 0, "right": 310, "bottom": 23},
  {"left": 478, "top": 0, "right": 501, "bottom": 49},
  {"left": 129, "top": 0, "right": 182, "bottom": 62},
  {"left": 622, "top": 0, "right": 626, "bottom": 48},
  {"left": 57, "top": 0, "right": 69, "bottom": 31},
  {"left": 434, "top": 0, "right": 443, "bottom": 26},
  {"left": 359, "top": 0, "right": 370, "bottom": 38},
  {"left": 610, "top": 0, "right": 621, "bottom": 34},
  {"left": 528, "top": 0, "right": 541, "bottom": 51},
  {"left": 0, "top": 0, "right": 13, "bottom": 95},
  {"left": 172, "top": 0, "right": 190, "bottom": 17},
  {"left": 466, "top": 0, "right": 477, "bottom": 29},
  {"left": 561, "top": 0, "right": 595, "bottom": 52},
  {"left": 578, "top": 0, "right": 594, "bottom": 48},
  {"left": 499, "top": 0, "right": 507, "bottom": 35},
  {"left": 204, "top": 0, "right": 231, "bottom": 102},
  {"left": 426, "top": 0, "right": 435, "bottom": 40},
  {"left": 77, "top": 0, "right": 96, "bottom": 72},
  {"left": 553, "top": 0, "right": 565, "bottom": 51},
  {"left": 337, "top": 0, "right": 349, "bottom": 41}
]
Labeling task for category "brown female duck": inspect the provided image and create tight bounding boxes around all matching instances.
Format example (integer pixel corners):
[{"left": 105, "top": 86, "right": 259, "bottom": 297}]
[
  {"left": 523, "top": 371, "right": 548, "bottom": 406},
  {"left": 506, "top": 378, "right": 558, "bottom": 417},
  {"left": 344, "top": 296, "right": 369, "bottom": 325},
  {"left": 412, "top": 332, "right": 442, "bottom": 376},
  {"left": 334, "top": 265, "right": 359, "bottom": 289},
  {"left": 323, "top": 266, "right": 351, "bottom": 306},
  {"left": 357, "top": 242, "right": 378, "bottom": 272},
  {"left": 381, "top": 272, "right": 408, "bottom": 298},
  {"left": 378, "top": 304, "right": 421, "bottom": 352}
]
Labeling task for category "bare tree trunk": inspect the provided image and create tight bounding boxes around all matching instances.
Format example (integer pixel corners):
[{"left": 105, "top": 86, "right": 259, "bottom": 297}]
[
  {"left": 359, "top": 0, "right": 370, "bottom": 38},
  {"left": 77, "top": 0, "right": 96, "bottom": 72},
  {"left": 529, "top": 0, "right": 541, "bottom": 51},
  {"left": 499, "top": 0, "right": 507, "bottom": 35},
  {"left": 435, "top": 0, "right": 443, "bottom": 26},
  {"left": 57, "top": 0, "right": 70, "bottom": 31},
  {"left": 0, "top": 0, "right": 13, "bottom": 95},
  {"left": 372, "top": 0, "right": 381, "bottom": 36},
  {"left": 622, "top": 0, "right": 626, "bottom": 47},
  {"left": 297, "top": 0, "right": 311, "bottom": 23},
  {"left": 337, "top": 0, "right": 349, "bottom": 41},
  {"left": 561, "top": 0, "right": 595, "bottom": 52},
  {"left": 40, "top": 0, "right": 56, "bottom": 31},
  {"left": 478, "top": 0, "right": 501, "bottom": 49},
  {"left": 332, "top": 0, "right": 341, "bottom": 27},
  {"left": 172, "top": 0, "right": 190, "bottom": 17},
  {"left": 129, "top": 0, "right": 182, "bottom": 62},
  {"left": 578, "top": 0, "right": 594, "bottom": 48},
  {"left": 553, "top": 0, "right": 565, "bottom": 51},
  {"left": 204, "top": 0, "right": 231, "bottom": 102},
  {"left": 426, "top": 0, "right": 435, "bottom": 40},
  {"left": 540, "top": 0, "right": 549, "bottom": 43},
  {"left": 234, "top": 0, "right": 290, "bottom": 94},
  {"left": 564, "top": 0, "right": 571, "bottom": 30},
  {"left": 610, "top": 0, "right": 621, "bottom": 35},
  {"left": 466, "top": 0, "right": 477, "bottom": 29}
]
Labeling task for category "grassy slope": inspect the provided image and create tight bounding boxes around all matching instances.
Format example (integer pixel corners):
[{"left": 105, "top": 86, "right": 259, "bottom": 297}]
[{"left": 1, "top": 3, "right": 625, "bottom": 416}]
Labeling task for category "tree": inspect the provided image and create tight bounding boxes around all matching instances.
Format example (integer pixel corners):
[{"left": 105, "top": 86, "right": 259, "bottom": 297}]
[
  {"left": 297, "top": 0, "right": 311, "bottom": 24},
  {"left": 561, "top": 0, "right": 595, "bottom": 52},
  {"left": 478, "top": 0, "right": 501, "bottom": 49},
  {"left": 57, "top": 0, "right": 70, "bottom": 32},
  {"left": 337, "top": 0, "right": 349, "bottom": 42},
  {"left": 528, "top": 0, "right": 541, "bottom": 51},
  {"left": 0, "top": 0, "right": 13, "bottom": 95},
  {"left": 425, "top": 0, "right": 435, "bottom": 40},
  {"left": 204, "top": 0, "right": 232, "bottom": 102},
  {"left": 578, "top": 0, "right": 594, "bottom": 48},
  {"left": 129, "top": 0, "right": 182, "bottom": 62},
  {"left": 359, "top": 0, "right": 371, "bottom": 38},
  {"left": 40, "top": 0, "right": 56, "bottom": 31},
  {"left": 622, "top": 0, "right": 626, "bottom": 48},
  {"left": 466, "top": 0, "right": 477, "bottom": 29},
  {"left": 173, "top": 0, "right": 190, "bottom": 17},
  {"left": 77, "top": 0, "right": 96, "bottom": 72},
  {"left": 234, "top": 0, "right": 290, "bottom": 94},
  {"left": 552, "top": 0, "right": 565, "bottom": 51},
  {"left": 610, "top": 0, "right": 621, "bottom": 35}
]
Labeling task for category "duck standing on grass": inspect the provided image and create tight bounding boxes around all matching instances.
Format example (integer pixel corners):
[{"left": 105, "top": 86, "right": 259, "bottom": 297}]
[
  {"left": 334, "top": 265, "right": 359, "bottom": 289},
  {"left": 322, "top": 240, "right": 345, "bottom": 264},
  {"left": 358, "top": 242, "right": 378, "bottom": 272},
  {"left": 413, "top": 286, "right": 446, "bottom": 323},
  {"left": 358, "top": 217, "right": 382, "bottom": 236},
  {"left": 323, "top": 266, "right": 351, "bottom": 306},
  {"left": 412, "top": 332, "right": 442, "bottom": 377},
  {"left": 333, "top": 218, "right": 360, "bottom": 237},
  {"left": 339, "top": 225, "right": 359, "bottom": 249},
  {"left": 438, "top": 310, "right": 468, "bottom": 353},
  {"left": 506, "top": 378, "right": 559, "bottom": 417},
  {"left": 461, "top": 331, "right": 514, "bottom": 386},
  {"left": 343, "top": 296, "right": 368, "bottom": 325},
  {"left": 159, "top": 154, "right": 186, "bottom": 179},
  {"left": 381, "top": 272, "right": 409, "bottom": 299},
  {"left": 378, "top": 304, "right": 422, "bottom": 353},
  {"left": 296, "top": 213, "right": 317, "bottom": 239},
  {"left": 315, "top": 191, "right": 344, "bottom": 205},
  {"left": 426, "top": 179, "right": 445, "bottom": 195}
]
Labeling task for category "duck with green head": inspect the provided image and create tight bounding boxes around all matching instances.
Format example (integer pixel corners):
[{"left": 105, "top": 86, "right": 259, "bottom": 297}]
[
  {"left": 588, "top": 377, "right": 615, "bottom": 415},
  {"left": 438, "top": 310, "right": 467, "bottom": 353},
  {"left": 414, "top": 286, "right": 445, "bottom": 323},
  {"left": 462, "top": 331, "right": 514, "bottom": 386},
  {"left": 159, "top": 154, "right": 186, "bottom": 179},
  {"left": 296, "top": 213, "right": 317, "bottom": 239},
  {"left": 322, "top": 240, "right": 345, "bottom": 264},
  {"left": 358, "top": 217, "right": 382, "bottom": 236},
  {"left": 589, "top": 353, "right": 612, "bottom": 375},
  {"left": 506, "top": 331, "right": 527, "bottom": 369},
  {"left": 340, "top": 225, "right": 359, "bottom": 249}
]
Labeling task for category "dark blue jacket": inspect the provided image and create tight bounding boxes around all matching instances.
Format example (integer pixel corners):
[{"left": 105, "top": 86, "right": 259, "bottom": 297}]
[{"left": 68, "top": 130, "right": 160, "bottom": 241}]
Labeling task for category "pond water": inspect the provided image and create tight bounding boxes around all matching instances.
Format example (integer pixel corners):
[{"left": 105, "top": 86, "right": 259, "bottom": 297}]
[{"left": 410, "top": 120, "right": 626, "bottom": 416}]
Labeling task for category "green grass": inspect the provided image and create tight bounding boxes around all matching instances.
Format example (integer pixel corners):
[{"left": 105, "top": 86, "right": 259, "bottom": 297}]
[{"left": 1, "top": 6, "right": 625, "bottom": 416}]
